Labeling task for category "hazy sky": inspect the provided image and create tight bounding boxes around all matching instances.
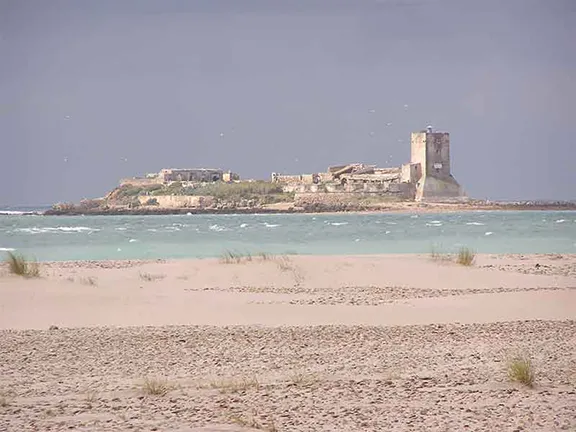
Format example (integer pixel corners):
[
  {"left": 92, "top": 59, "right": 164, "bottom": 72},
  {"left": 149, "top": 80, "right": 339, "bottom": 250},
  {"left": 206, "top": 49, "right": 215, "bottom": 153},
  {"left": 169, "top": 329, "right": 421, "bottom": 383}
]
[{"left": 1, "top": 0, "right": 574, "bottom": 206}]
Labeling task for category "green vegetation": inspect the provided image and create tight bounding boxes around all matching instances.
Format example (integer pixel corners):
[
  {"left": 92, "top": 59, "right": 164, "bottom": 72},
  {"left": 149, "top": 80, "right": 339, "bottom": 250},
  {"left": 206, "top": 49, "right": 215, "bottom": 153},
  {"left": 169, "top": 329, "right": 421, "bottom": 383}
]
[
  {"left": 114, "top": 181, "right": 294, "bottom": 205},
  {"left": 143, "top": 197, "right": 159, "bottom": 206},
  {"left": 507, "top": 355, "right": 535, "bottom": 387},
  {"left": 4, "top": 251, "right": 40, "bottom": 278}
]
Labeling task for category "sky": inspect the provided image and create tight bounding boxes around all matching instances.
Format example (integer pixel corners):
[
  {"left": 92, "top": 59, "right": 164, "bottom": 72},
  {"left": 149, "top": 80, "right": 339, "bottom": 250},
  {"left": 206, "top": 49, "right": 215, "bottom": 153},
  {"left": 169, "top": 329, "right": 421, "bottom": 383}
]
[{"left": 0, "top": 0, "right": 574, "bottom": 206}]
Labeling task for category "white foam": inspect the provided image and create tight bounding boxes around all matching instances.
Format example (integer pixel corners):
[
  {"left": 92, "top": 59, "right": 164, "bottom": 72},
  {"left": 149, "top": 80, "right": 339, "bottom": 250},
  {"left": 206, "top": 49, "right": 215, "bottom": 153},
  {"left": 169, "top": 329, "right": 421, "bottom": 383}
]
[
  {"left": 556, "top": 219, "right": 566, "bottom": 223},
  {"left": 240, "top": 223, "right": 248, "bottom": 228},
  {"left": 330, "top": 222, "right": 349, "bottom": 226},
  {"left": 129, "top": 239, "right": 138, "bottom": 243},
  {"left": 386, "top": 222, "right": 397, "bottom": 225},
  {"left": 264, "top": 223, "right": 279, "bottom": 228},
  {"left": 466, "top": 222, "right": 485, "bottom": 226},
  {"left": 15, "top": 226, "right": 99, "bottom": 234},
  {"left": 385, "top": 230, "right": 391, "bottom": 234},
  {"left": 209, "top": 224, "right": 228, "bottom": 232},
  {"left": 186, "top": 212, "right": 192, "bottom": 216},
  {"left": 426, "top": 222, "right": 443, "bottom": 227},
  {"left": 354, "top": 238, "right": 360, "bottom": 242},
  {"left": 116, "top": 227, "right": 127, "bottom": 231},
  {"left": 164, "top": 226, "right": 181, "bottom": 231},
  {"left": 0, "top": 247, "right": 15, "bottom": 251},
  {"left": 411, "top": 215, "right": 419, "bottom": 218},
  {"left": 485, "top": 232, "right": 494, "bottom": 236}
]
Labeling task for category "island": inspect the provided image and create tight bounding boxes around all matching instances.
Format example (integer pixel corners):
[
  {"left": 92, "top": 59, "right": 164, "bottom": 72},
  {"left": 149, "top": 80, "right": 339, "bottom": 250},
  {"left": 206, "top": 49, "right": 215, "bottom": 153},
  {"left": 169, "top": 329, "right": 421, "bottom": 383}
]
[{"left": 46, "top": 127, "right": 576, "bottom": 215}]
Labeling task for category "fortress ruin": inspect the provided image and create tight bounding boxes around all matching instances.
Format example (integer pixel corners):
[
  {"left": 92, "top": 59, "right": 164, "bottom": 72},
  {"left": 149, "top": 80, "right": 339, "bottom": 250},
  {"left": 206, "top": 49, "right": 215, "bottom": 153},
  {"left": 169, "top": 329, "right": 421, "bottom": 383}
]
[
  {"left": 121, "top": 168, "right": 240, "bottom": 187},
  {"left": 271, "top": 127, "right": 465, "bottom": 201}
]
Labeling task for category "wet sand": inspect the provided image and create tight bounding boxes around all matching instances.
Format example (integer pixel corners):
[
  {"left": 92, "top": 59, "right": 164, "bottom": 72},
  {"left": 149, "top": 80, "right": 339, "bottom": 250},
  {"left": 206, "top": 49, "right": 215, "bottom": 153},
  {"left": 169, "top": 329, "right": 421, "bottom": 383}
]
[{"left": 0, "top": 254, "right": 575, "bottom": 431}]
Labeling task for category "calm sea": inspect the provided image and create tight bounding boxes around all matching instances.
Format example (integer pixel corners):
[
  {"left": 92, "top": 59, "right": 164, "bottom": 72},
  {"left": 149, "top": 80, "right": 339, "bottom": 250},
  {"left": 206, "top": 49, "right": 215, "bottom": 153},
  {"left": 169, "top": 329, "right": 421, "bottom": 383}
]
[{"left": 0, "top": 211, "right": 575, "bottom": 261}]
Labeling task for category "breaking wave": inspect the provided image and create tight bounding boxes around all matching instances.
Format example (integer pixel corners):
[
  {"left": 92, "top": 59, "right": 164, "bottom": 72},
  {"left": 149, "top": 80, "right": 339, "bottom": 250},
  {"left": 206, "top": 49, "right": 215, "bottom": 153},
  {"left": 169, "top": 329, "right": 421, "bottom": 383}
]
[
  {"left": 209, "top": 224, "right": 228, "bottom": 232},
  {"left": 14, "top": 226, "right": 99, "bottom": 234}
]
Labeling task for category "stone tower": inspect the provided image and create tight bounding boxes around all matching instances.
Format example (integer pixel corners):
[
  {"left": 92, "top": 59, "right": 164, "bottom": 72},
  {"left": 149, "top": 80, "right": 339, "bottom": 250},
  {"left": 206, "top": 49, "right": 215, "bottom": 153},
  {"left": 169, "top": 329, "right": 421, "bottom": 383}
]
[{"left": 409, "top": 126, "right": 464, "bottom": 201}]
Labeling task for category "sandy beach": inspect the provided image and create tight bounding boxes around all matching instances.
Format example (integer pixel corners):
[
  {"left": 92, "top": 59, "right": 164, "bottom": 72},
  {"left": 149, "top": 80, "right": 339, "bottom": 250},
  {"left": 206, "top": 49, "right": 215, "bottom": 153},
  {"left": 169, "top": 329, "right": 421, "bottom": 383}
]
[{"left": 1, "top": 254, "right": 575, "bottom": 431}]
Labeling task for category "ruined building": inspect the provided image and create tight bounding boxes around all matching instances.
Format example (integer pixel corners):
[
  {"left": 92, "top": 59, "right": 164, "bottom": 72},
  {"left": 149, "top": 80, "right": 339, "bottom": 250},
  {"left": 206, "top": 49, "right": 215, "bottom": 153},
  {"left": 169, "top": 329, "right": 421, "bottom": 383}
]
[
  {"left": 121, "top": 168, "right": 240, "bottom": 187},
  {"left": 407, "top": 127, "right": 464, "bottom": 201},
  {"left": 271, "top": 127, "right": 465, "bottom": 201}
]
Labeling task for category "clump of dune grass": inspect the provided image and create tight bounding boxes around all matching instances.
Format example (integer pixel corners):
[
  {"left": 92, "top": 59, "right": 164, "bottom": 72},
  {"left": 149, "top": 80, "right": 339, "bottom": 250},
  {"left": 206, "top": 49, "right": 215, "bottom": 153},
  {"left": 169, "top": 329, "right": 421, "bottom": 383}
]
[
  {"left": 220, "top": 250, "right": 253, "bottom": 264},
  {"left": 507, "top": 355, "right": 535, "bottom": 387},
  {"left": 140, "top": 377, "right": 174, "bottom": 396},
  {"left": 79, "top": 276, "right": 97, "bottom": 286},
  {"left": 84, "top": 390, "right": 98, "bottom": 408},
  {"left": 208, "top": 376, "right": 260, "bottom": 393},
  {"left": 257, "top": 252, "right": 273, "bottom": 261},
  {"left": 289, "top": 371, "right": 319, "bottom": 387},
  {"left": 229, "top": 409, "right": 278, "bottom": 432},
  {"left": 429, "top": 245, "right": 452, "bottom": 262},
  {"left": 273, "top": 255, "right": 293, "bottom": 271},
  {"left": 139, "top": 272, "right": 166, "bottom": 282},
  {"left": 4, "top": 251, "right": 40, "bottom": 278},
  {"left": 0, "top": 389, "right": 14, "bottom": 407},
  {"left": 456, "top": 247, "right": 476, "bottom": 266}
]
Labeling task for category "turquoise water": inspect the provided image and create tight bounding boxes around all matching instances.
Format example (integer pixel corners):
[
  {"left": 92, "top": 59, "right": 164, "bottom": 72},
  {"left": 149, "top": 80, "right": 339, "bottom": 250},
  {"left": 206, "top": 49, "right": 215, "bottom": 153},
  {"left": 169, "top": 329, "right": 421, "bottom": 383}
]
[{"left": 0, "top": 211, "right": 575, "bottom": 261}]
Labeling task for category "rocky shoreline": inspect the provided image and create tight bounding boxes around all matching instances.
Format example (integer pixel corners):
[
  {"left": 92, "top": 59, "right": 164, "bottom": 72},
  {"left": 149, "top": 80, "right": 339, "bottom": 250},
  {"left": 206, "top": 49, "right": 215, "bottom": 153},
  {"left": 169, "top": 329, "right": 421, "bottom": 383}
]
[{"left": 42, "top": 201, "right": 576, "bottom": 216}]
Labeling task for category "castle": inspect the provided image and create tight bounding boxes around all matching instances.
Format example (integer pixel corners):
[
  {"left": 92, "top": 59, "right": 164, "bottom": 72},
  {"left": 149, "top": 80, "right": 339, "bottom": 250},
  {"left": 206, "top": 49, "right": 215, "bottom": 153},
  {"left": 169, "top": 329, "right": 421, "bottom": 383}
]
[{"left": 272, "top": 126, "right": 465, "bottom": 201}]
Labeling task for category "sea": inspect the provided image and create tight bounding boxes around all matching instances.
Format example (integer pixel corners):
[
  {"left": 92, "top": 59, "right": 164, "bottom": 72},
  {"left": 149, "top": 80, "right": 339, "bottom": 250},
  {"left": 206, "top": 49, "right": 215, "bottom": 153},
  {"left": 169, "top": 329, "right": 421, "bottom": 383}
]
[{"left": 0, "top": 210, "right": 575, "bottom": 262}]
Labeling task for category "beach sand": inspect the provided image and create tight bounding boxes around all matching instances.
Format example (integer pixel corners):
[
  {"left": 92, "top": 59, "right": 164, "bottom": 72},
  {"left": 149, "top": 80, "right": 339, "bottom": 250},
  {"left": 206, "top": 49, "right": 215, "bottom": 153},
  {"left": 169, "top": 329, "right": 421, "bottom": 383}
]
[{"left": 0, "top": 254, "right": 575, "bottom": 431}]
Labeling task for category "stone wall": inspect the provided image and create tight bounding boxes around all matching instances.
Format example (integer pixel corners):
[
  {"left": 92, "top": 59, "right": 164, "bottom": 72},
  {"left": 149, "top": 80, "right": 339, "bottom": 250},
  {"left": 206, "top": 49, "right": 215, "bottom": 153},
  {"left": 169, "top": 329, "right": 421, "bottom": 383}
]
[
  {"left": 285, "top": 181, "right": 415, "bottom": 198},
  {"left": 120, "top": 177, "right": 162, "bottom": 187},
  {"left": 137, "top": 195, "right": 215, "bottom": 208}
]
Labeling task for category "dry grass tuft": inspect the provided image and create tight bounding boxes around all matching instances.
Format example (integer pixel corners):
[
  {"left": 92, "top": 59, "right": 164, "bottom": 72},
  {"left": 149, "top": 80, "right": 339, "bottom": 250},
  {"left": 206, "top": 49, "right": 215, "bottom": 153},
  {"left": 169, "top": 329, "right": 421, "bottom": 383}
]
[
  {"left": 229, "top": 409, "right": 278, "bottom": 431},
  {"left": 289, "top": 372, "right": 319, "bottom": 387},
  {"left": 273, "top": 255, "right": 293, "bottom": 272},
  {"left": 140, "top": 377, "right": 174, "bottom": 396},
  {"left": 208, "top": 376, "right": 261, "bottom": 393},
  {"left": 429, "top": 246, "right": 452, "bottom": 262},
  {"left": 84, "top": 391, "right": 98, "bottom": 408},
  {"left": 139, "top": 272, "right": 166, "bottom": 282},
  {"left": 220, "top": 250, "right": 253, "bottom": 264},
  {"left": 4, "top": 251, "right": 40, "bottom": 278},
  {"left": 507, "top": 355, "right": 535, "bottom": 387},
  {"left": 0, "top": 389, "right": 13, "bottom": 407},
  {"left": 79, "top": 276, "right": 98, "bottom": 286},
  {"left": 456, "top": 247, "right": 476, "bottom": 266},
  {"left": 257, "top": 252, "right": 273, "bottom": 261}
]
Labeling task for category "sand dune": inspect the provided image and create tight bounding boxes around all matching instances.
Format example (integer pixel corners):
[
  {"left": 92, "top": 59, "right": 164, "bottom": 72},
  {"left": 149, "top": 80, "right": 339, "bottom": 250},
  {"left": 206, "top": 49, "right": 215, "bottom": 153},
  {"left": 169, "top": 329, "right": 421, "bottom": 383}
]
[{"left": 0, "top": 254, "right": 575, "bottom": 431}]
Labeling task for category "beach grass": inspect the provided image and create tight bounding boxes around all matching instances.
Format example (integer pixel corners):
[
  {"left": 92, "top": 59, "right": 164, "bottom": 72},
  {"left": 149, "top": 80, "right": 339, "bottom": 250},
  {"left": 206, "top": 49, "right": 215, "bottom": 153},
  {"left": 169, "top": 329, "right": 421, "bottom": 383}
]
[
  {"left": 4, "top": 251, "right": 41, "bottom": 278},
  {"left": 456, "top": 247, "right": 476, "bottom": 266},
  {"left": 429, "top": 245, "right": 452, "bottom": 262},
  {"left": 208, "top": 376, "right": 261, "bottom": 393},
  {"left": 220, "top": 250, "right": 253, "bottom": 264},
  {"left": 140, "top": 377, "right": 174, "bottom": 396},
  {"left": 139, "top": 272, "right": 166, "bottom": 282},
  {"left": 507, "top": 355, "right": 535, "bottom": 387}
]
